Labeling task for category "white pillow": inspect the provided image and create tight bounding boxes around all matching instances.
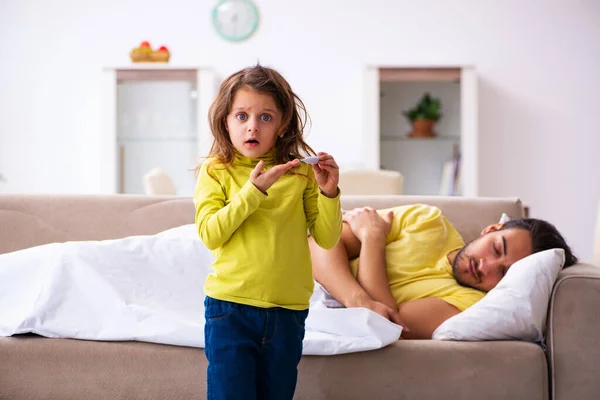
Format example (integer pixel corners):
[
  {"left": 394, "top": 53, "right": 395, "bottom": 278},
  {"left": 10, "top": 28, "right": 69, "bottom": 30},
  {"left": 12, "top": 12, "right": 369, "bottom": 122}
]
[{"left": 432, "top": 248, "right": 565, "bottom": 342}]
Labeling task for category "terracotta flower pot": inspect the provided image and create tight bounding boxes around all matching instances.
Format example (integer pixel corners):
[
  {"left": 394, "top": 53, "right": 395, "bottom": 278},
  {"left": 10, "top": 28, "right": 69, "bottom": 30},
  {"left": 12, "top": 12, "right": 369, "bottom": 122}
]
[{"left": 408, "top": 119, "right": 437, "bottom": 138}]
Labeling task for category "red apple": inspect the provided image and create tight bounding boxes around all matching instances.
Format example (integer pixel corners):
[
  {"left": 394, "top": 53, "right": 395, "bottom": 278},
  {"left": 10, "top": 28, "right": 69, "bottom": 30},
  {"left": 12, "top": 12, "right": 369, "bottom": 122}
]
[
  {"left": 158, "top": 46, "right": 169, "bottom": 52},
  {"left": 139, "top": 41, "right": 151, "bottom": 48}
]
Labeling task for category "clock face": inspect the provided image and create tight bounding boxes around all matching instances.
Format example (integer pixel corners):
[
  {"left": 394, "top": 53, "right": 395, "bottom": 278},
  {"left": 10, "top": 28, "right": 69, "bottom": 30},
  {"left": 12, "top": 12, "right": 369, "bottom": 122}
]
[{"left": 212, "top": 0, "right": 259, "bottom": 42}]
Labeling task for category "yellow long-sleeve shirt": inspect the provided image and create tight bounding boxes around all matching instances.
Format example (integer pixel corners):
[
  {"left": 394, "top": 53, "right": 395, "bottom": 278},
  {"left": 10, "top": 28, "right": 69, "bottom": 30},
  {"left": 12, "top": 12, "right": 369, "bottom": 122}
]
[
  {"left": 194, "top": 151, "right": 342, "bottom": 310},
  {"left": 350, "top": 204, "right": 486, "bottom": 311}
]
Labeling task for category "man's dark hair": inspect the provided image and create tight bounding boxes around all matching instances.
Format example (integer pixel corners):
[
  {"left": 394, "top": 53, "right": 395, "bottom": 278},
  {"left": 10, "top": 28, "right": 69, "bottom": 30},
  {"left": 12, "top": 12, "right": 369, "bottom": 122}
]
[{"left": 500, "top": 218, "right": 578, "bottom": 268}]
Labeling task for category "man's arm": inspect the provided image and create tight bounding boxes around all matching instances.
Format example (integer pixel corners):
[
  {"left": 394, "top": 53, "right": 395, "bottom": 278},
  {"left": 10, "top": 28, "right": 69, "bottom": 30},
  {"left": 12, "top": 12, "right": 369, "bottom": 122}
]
[
  {"left": 310, "top": 222, "right": 374, "bottom": 308},
  {"left": 344, "top": 208, "right": 398, "bottom": 312},
  {"left": 397, "top": 298, "right": 461, "bottom": 339},
  {"left": 309, "top": 223, "right": 406, "bottom": 326}
]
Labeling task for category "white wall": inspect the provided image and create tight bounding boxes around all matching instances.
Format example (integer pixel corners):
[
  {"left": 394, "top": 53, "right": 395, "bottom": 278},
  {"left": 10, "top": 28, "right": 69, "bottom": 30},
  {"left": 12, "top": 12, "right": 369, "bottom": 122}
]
[{"left": 1, "top": 0, "right": 599, "bottom": 261}]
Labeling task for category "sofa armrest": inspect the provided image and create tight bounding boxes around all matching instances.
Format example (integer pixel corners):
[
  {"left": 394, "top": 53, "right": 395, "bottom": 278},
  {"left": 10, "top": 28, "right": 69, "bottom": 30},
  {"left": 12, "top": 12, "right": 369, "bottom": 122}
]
[{"left": 546, "top": 262, "right": 600, "bottom": 400}]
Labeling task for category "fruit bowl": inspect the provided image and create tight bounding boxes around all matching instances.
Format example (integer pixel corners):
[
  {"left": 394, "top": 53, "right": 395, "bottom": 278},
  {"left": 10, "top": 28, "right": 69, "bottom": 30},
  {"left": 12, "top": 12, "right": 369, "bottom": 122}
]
[
  {"left": 129, "top": 42, "right": 170, "bottom": 63},
  {"left": 150, "top": 46, "right": 170, "bottom": 62}
]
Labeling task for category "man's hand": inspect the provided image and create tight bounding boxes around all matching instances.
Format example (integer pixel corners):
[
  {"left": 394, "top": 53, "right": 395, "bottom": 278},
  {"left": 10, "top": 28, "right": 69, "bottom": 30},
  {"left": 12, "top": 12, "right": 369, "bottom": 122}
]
[
  {"left": 342, "top": 207, "right": 393, "bottom": 243},
  {"left": 361, "top": 297, "right": 410, "bottom": 332},
  {"left": 348, "top": 291, "right": 409, "bottom": 331},
  {"left": 250, "top": 159, "right": 300, "bottom": 193}
]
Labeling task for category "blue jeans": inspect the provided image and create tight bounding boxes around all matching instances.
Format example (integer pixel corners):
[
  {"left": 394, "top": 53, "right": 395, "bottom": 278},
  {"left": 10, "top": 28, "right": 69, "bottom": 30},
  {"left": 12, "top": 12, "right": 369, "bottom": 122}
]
[{"left": 204, "top": 296, "right": 308, "bottom": 400}]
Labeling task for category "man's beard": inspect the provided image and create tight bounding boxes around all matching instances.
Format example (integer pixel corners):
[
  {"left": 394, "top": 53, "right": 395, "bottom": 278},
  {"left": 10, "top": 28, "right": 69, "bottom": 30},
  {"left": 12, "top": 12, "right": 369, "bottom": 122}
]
[{"left": 452, "top": 241, "right": 477, "bottom": 289}]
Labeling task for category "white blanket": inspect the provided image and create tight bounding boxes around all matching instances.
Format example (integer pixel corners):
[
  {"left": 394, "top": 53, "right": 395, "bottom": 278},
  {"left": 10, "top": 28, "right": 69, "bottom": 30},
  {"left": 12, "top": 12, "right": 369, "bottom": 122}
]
[{"left": 0, "top": 224, "right": 401, "bottom": 355}]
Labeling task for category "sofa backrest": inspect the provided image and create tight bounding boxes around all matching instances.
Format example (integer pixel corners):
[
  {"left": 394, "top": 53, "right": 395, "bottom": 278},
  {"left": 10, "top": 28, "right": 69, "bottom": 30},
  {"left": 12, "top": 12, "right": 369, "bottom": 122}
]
[
  {"left": 0, "top": 194, "right": 523, "bottom": 254},
  {"left": 340, "top": 195, "right": 524, "bottom": 245}
]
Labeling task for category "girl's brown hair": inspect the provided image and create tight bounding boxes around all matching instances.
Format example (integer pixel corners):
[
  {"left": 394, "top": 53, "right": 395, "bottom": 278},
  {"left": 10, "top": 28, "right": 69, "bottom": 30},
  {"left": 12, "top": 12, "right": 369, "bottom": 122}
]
[{"left": 202, "top": 64, "right": 315, "bottom": 168}]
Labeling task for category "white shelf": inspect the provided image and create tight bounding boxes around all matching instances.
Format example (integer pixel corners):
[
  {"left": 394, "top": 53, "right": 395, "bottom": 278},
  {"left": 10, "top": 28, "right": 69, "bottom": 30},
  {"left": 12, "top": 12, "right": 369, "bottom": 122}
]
[
  {"left": 100, "top": 67, "right": 218, "bottom": 194},
  {"left": 104, "top": 65, "right": 212, "bottom": 71},
  {"left": 363, "top": 65, "right": 478, "bottom": 196},
  {"left": 379, "top": 67, "right": 461, "bottom": 82},
  {"left": 117, "top": 136, "right": 197, "bottom": 142},
  {"left": 381, "top": 135, "right": 460, "bottom": 141}
]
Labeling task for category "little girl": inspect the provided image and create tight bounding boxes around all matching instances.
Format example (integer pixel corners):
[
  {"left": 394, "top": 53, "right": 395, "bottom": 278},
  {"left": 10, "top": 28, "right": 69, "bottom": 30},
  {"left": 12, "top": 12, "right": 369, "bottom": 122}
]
[{"left": 194, "top": 65, "right": 342, "bottom": 400}]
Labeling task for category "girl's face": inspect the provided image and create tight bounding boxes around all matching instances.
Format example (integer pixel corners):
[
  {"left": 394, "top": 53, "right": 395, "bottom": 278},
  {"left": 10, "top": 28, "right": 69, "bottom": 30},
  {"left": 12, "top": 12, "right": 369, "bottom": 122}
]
[{"left": 225, "top": 88, "right": 282, "bottom": 159}]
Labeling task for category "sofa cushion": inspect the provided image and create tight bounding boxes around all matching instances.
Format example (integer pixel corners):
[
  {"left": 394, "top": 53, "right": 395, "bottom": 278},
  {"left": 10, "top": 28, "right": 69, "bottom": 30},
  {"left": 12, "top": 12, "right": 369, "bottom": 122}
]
[{"left": 0, "top": 336, "right": 548, "bottom": 400}]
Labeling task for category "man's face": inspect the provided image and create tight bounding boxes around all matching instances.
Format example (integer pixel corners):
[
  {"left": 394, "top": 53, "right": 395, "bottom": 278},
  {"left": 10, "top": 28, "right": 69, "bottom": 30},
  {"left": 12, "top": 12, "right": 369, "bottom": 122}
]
[{"left": 452, "top": 227, "right": 533, "bottom": 292}]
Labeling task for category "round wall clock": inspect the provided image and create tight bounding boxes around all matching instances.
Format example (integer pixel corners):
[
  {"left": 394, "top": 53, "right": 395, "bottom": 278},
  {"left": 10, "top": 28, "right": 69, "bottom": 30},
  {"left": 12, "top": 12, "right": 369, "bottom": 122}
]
[{"left": 212, "top": 0, "right": 259, "bottom": 42}]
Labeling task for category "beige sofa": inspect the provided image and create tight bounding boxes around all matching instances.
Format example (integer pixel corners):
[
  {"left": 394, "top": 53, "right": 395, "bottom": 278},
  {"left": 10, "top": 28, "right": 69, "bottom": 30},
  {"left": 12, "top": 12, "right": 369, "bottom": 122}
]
[{"left": 0, "top": 194, "right": 598, "bottom": 400}]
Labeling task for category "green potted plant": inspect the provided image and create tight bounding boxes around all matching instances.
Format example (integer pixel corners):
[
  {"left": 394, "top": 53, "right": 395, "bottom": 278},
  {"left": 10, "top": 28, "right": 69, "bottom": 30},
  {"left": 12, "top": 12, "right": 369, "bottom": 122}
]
[{"left": 403, "top": 92, "right": 442, "bottom": 138}]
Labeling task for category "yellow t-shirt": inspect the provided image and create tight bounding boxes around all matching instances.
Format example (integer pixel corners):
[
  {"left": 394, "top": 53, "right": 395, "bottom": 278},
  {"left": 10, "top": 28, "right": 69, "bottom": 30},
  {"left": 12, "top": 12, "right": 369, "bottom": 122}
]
[
  {"left": 350, "top": 204, "right": 485, "bottom": 311},
  {"left": 194, "top": 150, "right": 342, "bottom": 310}
]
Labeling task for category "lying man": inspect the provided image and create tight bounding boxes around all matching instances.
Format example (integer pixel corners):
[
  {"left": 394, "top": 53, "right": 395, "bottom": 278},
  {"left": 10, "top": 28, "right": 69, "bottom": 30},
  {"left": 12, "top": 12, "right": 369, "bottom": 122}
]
[{"left": 309, "top": 204, "right": 577, "bottom": 339}]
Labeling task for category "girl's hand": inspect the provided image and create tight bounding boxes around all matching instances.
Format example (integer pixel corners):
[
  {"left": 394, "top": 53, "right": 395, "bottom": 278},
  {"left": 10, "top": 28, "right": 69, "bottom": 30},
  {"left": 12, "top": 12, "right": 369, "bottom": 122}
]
[
  {"left": 312, "top": 152, "right": 339, "bottom": 198},
  {"left": 250, "top": 159, "right": 300, "bottom": 193}
]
